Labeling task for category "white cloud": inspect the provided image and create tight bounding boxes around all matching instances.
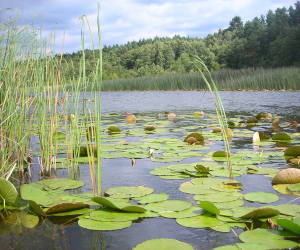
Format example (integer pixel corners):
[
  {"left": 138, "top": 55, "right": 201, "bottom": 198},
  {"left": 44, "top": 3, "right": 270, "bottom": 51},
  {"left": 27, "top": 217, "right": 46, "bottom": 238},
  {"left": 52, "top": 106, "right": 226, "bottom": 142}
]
[{"left": 1, "top": 0, "right": 298, "bottom": 52}]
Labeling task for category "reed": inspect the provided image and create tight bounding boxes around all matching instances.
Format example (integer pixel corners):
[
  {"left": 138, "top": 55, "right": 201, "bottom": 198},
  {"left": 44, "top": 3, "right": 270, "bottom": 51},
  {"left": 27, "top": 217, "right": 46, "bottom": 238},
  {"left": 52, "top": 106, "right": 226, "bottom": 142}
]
[
  {"left": 99, "top": 67, "right": 300, "bottom": 91},
  {"left": 193, "top": 56, "right": 233, "bottom": 179}
]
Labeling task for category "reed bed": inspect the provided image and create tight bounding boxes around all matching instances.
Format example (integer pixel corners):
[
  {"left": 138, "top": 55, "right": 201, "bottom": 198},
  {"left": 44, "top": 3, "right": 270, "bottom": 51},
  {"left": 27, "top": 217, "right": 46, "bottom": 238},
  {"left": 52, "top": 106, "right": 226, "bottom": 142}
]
[
  {"left": 100, "top": 67, "right": 300, "bottom": 91},
  {"left": 0, "top": 10, "right": 102, "bottom": 195}
]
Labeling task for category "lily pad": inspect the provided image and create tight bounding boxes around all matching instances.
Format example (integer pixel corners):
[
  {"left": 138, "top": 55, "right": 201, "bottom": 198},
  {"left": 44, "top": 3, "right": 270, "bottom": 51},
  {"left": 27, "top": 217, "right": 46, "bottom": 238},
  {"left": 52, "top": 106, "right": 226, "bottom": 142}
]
[
  {"left": 21, "top": 213, "right": 39, "bottom": 229},
  {"left": 145, "top": 200, "right": 192, "bottom": 213},
  {"left": 89, "top": 209, "right": 141, "bottom": 222},
  {"left": 159, "top": 206, "right": 202, "bottom": 219},
  {"left": 92, "top": 197, "right": 146, "bottom": 213},
  {"left": 45, "top": 202, "right": 89, "bottom": 215},
  {"left": 0, "top": 178, "right": 18, "bottom": 206},
  {"left": 277, "top": 217, "right": 300, "bottom": 234},
  {"left": 136, "top": 193, "right": 169, "bottom": 204},
  {"left": 240, "top": 207, "right": 280, "bottom": 219},
  {"left": 133, "top": 238, "right": 194, "bottom": 250},
  {"left": 78, "top": 217, "right": 132, "bottom": 231},
  {"left": 21, "top": 184, "right": 52, "bottom": 207},
  {"left": 194, "top": 192, "right": 242, "bottom": 203},
  {"left": 199, "top": 201, "right": 220, "bottom": 215},
  {"left": 104, "top": 186, "right": 154, "bottom": 199},
  {"left": 37, "top": 178, "right": 85, "bottom": 191},
  {"left": 239, "top": 229, "right": 298, "bottom": 249},
  {"left": 177, "top": 214, "right": 223, "bottom": 229},
  {"left": 28, "top": 200, "right": 46, "bottom": 217},
  {"left": 244, "top": 192, "right": 279, "bottom": 204},
  {"left": 287, "top": 183, "right": 300, "bottom": 192}
]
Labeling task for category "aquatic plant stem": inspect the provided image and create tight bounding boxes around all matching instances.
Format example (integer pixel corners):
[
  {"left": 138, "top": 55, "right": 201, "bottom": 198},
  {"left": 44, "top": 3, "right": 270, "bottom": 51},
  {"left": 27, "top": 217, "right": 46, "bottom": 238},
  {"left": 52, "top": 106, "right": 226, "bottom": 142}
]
[{"left": 193, "top": 56, "right": 233, "bottom": 179}]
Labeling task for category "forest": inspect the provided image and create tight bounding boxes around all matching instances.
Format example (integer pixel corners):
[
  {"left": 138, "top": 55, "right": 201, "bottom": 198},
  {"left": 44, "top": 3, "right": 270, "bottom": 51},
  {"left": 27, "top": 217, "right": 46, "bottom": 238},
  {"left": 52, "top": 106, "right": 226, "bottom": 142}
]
[{"left": 61, "top": 2, "right": 300, "bottom": 81}]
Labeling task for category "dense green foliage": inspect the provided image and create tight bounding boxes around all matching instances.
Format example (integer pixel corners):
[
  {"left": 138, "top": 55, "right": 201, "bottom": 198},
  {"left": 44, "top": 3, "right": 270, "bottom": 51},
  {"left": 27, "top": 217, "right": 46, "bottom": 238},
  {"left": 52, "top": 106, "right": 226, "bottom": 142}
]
[{"left": 61, "top": 2, "right": 300, "bottom": 81}]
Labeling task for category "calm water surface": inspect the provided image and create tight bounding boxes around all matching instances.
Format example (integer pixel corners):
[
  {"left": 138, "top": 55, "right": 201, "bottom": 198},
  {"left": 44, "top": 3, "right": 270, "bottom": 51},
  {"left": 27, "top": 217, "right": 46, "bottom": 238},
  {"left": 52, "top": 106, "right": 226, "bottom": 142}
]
[{"left": 1, "top": 91, "right": 300, "bottom": 250}]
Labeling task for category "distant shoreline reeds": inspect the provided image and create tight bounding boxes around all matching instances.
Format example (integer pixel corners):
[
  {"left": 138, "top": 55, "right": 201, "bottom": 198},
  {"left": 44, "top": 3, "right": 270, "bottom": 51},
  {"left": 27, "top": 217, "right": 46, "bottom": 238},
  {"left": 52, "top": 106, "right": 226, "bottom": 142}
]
[{"left": 94, "top": 67, "right": 300, "bottom": 91}]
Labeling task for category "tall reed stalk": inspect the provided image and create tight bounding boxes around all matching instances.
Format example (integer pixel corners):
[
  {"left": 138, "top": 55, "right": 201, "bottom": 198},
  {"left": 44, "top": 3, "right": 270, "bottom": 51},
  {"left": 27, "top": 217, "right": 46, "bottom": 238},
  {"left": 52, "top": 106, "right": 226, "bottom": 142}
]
[{"left": 193, "top": 56, "right": 233, "bottom": 179}]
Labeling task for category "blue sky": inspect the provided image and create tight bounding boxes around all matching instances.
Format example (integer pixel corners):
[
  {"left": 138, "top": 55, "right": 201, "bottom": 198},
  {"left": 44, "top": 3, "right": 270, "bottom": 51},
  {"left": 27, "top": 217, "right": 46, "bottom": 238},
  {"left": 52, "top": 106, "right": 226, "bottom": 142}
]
[{"left": 0, "top": 0, "right": 298, "bottom": 53}]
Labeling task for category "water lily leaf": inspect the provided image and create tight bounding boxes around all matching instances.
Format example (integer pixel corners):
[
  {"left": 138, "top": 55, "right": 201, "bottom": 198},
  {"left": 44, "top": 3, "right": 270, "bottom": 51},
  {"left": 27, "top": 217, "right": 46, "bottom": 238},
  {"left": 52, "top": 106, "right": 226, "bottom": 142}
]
[
  {"left": 21, "top": 213, "right": 39, "bottom": 229},
  {"left": 179, "top": 184, "right": 216, "bottom": 195},
  {"left": 194, "top": 192, "right": 242, "bottom": 203},
  {"left": 160, "top": 206, "right": 202, "bottom": 219},
  {"left": 240, "top": 207, "right": 280, "bottom": 219},
  {"left": 28, "top": 200, "right": 46, "bottom": 217},
  {"left": 214, "top": 243, "right": 272, "bottom": 250},
  {"left": 214, "top": 200, "right": 244, "bottom": 210},
  {"left": 199, "top": 201, "right": 220, "bottom": 215},
  {"left": 89, "top": 209, "right": 141, "bottom": 222},
  {"left": 45, "top": 202, "right": 89, "bottom": 215},
  {"left": 50, "top": 208, "right": 90, "bottom": 217},
  {"left": 104, "top": 186, "right": 153, "bottom": 199},
  {"left": 78, "top": 217, "right": 132, "bottom": 231},
  {"left": 37, "top": 178, "right": 85, "bottom": 191},
  {"left": 244, "top": 192, "right": 279, "bottom": 204},
  {"left": 145, "top": 200, "right": 192, "bottom": 213},
  {"left": 177, "top": 214, "right": 223, "bottom": 229},
  {"left": 288, "top": 183, "right": 300, "bottom": 192},
  {"left": 133, "top": 238, "right": 194, "bottom": 250},
  {"left": 0, "top": 178, "right": 18, "bottom": 206},
  {"left": 239, "top": 229, "right": 298, "bottom": 249},
  {"left": 21, "top": 184, "right": 52, "bottom": 207},
  {"left": 277, "top": 217, "right": 300, "bottom": 234},
  {"left": 92, "top": 197, "right": 146, "bottom": 213},
  {"left": 136, "top": 193, "right": 169, "bottom": 204},
  {"left": 272, "top": 184, "right": 291, "bottom": 194},
  {"left": 273, "top": 204, "right": 300, "bottom": 216}
]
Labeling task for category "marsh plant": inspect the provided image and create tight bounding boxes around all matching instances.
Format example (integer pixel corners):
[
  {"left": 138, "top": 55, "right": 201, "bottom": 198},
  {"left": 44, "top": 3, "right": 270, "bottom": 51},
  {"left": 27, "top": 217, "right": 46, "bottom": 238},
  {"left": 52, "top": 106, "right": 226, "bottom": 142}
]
[{"left": 0, "top": 6, "right": 103, "bottom": 194}]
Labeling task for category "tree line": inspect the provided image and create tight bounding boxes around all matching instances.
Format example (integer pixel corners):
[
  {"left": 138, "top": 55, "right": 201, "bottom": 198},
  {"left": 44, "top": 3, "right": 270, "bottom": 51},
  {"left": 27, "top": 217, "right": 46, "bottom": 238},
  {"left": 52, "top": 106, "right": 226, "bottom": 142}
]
[{"left": 61, "top": 1, "right": 300, "bottom": 81}]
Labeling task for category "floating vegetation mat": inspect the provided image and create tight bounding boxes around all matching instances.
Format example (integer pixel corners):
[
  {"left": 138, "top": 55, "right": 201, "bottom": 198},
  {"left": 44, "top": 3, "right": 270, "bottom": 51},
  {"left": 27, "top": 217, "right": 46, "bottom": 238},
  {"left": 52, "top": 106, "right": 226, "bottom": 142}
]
[{"left": 1, "top": 110, "right": 300, "bottom": 249}]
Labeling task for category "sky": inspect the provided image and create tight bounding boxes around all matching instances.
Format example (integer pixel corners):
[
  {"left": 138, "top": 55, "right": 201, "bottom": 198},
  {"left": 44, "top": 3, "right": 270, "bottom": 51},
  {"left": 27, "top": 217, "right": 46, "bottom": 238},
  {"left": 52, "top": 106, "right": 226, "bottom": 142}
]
[{"left": 0, "top": 0, "right": 298, "bottom": 53}]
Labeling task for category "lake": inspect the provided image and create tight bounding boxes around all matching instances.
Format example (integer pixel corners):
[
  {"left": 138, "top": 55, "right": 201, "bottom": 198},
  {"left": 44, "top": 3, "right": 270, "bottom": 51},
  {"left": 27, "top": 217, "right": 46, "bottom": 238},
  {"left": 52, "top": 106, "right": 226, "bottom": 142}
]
[{"left": 1, "top": 91, "right": 300, "bottom": 250}]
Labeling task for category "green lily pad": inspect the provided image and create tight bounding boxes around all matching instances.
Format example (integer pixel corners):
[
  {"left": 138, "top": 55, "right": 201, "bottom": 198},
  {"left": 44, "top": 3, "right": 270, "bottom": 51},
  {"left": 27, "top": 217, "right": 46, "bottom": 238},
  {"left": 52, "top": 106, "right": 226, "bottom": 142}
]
[
  {"left": 214, "top": 200, "right": 244, "bottom": 210},
  {"left": 177, "top": 214, "right": 223, "bottom": 229},
  {"left": 271, "top": 204, "right": 300, "bottom": 217},
  {"left": 21, "top": 213, "right": 39, "bottom": 229},
  {"left": 240, "top": 207, "right": 280, "bottom": 219},
  {"left": 194, "top": 192, "right": 242, "bottom": 203},
  {"left": 0, "top": 178, "right": 18, "bottom": 206},
  {"left": 145, "top": 200, "right": 192, "bottom": 213},
  {"left": 277, "top": 217, "right": 300, "bottom": 234},
  {"left": 28, "top": 200, "right": 46, "bottom": 217},
  {"left": 45, "top": 202, "right": 89, "bottom": 215},
  {"left": 36, "top": 178, "right": 85, "bottom": 191},
  {"left": 239, "top": 229, "right": 298, "bottom": 249},
  {"left": 136, "top": 193, "right": 169, "bottom": 204},
  {"left": 214, "top": 243, "right": 271, "bottom": 250},
  {"left": 133, "top": 238, "right": 194, "bottom": 250},
  {"left": 199, "top": 201, "right": 220, "bottom": 215},
  {"left": 160, "top": 206, "right": 202, "bottom": 219},
  {"left": 92, "top": 197, "right": 146, "bottom": 213},
  {"left": 50, "top": 208, "right": 90, "bottom": 217},
  {"left": 89, "top": 209, "right": 141, "bottom": 222},
  {"left": 78, "top": 217, "right": 132, "bottom": 231},
  {"left": 104, "top": 186, "right": 154, "bottom": 199},
  {"left": 288, "top": 183, "right": 300, "bottom": 192},
  {"left": 179, "top": 184, "right": 216, "bottom": 195},
  {"left": 244, "top": 192, "right": 279, "bottom": 204},
  {"left": 21, "top": 184, "right": 52, "bottom": 207}
]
